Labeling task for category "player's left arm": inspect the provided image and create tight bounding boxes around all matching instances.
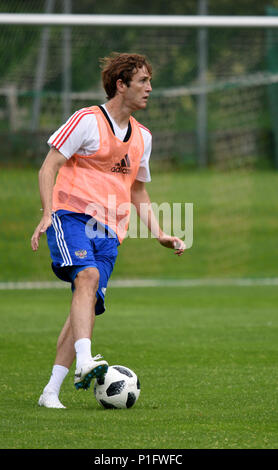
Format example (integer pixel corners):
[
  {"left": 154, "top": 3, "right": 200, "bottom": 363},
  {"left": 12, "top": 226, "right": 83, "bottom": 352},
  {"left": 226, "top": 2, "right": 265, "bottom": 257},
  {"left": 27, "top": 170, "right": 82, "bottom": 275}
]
[{"left": 131, "top": 180, "right": 185, "bottom": 256}]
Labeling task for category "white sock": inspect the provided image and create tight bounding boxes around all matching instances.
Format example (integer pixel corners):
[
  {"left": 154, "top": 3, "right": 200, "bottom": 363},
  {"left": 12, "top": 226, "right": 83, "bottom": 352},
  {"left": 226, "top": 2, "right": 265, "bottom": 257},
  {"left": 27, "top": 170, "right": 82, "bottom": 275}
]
[
  {"left": 43, "top": 364, "right": 69, "bottom": 396},
  {"left": 74, "top": 338, "right": 92, "bottom": 368}
]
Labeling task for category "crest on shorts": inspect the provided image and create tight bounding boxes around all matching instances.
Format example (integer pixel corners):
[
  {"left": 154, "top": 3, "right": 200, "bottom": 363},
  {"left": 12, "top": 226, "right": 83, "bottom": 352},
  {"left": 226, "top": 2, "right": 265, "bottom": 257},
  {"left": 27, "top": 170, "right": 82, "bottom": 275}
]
[{"left": 75, "top": 249, "right": 87, "bottom": 259}]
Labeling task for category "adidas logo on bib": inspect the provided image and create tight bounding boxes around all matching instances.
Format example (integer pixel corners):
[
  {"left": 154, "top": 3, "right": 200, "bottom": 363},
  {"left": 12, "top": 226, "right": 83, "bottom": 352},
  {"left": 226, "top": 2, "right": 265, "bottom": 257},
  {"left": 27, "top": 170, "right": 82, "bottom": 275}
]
[{"left": 111, "top": 154, "right": 131, "bottom": 174}]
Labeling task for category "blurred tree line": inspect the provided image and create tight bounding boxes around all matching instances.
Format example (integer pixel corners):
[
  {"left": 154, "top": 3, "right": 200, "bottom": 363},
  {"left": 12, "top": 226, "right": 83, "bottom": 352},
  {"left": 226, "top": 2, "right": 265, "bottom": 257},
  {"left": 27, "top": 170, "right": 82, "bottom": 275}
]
[
  {"left": 1, "top": 0, "right": 278, "bottom": 94},
  {"left": 1, "top": 0, "right": 278, "bottom": 168},
  {"left": 1, "top": 0, "right": 278, "bottom": 15}
]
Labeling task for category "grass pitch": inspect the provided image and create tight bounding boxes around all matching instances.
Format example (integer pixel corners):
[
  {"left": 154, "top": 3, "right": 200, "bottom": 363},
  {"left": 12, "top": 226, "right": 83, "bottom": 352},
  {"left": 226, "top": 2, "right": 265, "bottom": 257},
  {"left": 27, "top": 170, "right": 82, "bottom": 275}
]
[
  {"left": 1, "top": 168, "right": 278, "bottom": 281},
  {"left": 1, "top": 167, "right": 278, "bottom": 450},
  {"left": 1, "top": 285, "right": 278, "bottom": 449}
]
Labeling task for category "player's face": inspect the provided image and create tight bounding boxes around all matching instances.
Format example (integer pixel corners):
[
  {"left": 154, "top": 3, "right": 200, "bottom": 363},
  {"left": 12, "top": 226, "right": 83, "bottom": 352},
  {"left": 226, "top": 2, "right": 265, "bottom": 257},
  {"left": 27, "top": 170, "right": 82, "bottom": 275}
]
[{"left": 124, "top": 66, "right": 152, "bottom": 110}]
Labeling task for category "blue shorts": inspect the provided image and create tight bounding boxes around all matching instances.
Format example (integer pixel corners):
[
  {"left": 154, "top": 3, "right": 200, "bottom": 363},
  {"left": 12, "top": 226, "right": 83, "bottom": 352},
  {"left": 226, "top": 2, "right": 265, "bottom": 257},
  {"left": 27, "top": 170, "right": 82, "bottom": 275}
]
[{"left": 46, "top": 211, "right": 119, "bottom": 315}]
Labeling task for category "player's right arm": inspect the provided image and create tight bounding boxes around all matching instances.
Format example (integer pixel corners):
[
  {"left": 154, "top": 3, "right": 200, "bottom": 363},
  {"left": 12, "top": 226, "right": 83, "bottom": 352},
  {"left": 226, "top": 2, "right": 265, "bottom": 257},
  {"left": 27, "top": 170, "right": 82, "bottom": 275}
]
[{"left": 31, "top": 148, "right": 66, "bottom": 251}]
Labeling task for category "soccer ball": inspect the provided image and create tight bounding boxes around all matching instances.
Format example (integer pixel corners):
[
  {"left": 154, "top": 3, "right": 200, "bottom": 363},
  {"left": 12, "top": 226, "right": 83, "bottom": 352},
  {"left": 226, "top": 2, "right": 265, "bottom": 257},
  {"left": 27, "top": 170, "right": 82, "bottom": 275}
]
[{"left": 94, "top": 365, "right": 140, "bottom": 409}]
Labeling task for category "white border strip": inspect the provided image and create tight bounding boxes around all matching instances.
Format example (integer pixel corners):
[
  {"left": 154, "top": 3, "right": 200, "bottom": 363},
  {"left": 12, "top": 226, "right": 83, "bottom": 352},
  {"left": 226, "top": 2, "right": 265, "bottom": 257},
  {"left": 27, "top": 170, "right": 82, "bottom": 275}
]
[
  {"left": 1, "top": 14, "right": 278, "bottom": 28},
  {"left": 1, "top": 278, "right": 278, "bottom": 290}
]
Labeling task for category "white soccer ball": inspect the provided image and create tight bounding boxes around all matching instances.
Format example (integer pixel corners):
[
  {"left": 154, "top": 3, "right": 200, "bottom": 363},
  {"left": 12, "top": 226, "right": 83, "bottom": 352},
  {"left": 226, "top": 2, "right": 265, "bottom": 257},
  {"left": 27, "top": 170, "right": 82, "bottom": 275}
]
[{"left": 94, "top": 365, "right": 140, "bottom": 409}]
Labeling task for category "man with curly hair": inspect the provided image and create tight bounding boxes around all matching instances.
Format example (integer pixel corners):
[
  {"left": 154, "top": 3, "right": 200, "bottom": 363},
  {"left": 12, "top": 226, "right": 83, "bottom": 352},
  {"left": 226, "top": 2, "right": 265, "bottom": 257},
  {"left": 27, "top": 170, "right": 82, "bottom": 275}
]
[{"left": 31, "top": 52, "right": 185, "bottom": 409}]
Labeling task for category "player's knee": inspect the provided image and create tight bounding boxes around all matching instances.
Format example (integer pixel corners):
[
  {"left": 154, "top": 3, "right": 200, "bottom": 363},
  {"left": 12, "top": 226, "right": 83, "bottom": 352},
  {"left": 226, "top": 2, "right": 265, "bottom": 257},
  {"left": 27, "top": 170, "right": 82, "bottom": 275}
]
[{"left": 75, "top": 267, "right": 100, "bottom": 292}]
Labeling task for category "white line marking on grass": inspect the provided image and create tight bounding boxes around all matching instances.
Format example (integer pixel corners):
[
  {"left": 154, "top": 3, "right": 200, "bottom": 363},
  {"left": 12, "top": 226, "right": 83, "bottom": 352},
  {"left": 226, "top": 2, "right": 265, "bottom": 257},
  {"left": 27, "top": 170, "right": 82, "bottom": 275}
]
[{"left": 0, "top": 278, "right": 278, "bottom": 290}]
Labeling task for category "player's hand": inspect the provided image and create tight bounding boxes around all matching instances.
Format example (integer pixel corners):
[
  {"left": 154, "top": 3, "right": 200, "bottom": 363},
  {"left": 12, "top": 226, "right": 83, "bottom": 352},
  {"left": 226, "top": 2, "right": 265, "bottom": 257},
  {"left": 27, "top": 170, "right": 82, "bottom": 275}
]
[
  {"left": 31, "top": 214, "right": 52, "bottom": 251},
  {"left": 158, "top": 235, "right": 186, "bottom": 256}
]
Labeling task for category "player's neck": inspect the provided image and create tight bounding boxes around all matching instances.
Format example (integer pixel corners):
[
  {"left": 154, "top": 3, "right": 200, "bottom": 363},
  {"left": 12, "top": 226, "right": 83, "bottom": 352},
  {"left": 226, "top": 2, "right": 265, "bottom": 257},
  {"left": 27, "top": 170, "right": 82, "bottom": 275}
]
[{"left": 105, "top": 98, "right": 132, "bottom": 129}]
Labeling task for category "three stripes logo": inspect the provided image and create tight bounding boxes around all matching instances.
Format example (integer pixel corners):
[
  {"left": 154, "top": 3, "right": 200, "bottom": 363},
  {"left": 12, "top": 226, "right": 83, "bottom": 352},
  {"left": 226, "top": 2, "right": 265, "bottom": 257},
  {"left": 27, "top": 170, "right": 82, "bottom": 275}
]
[{"left": 111, "top": 154, "right": 131, "bottom": 174}]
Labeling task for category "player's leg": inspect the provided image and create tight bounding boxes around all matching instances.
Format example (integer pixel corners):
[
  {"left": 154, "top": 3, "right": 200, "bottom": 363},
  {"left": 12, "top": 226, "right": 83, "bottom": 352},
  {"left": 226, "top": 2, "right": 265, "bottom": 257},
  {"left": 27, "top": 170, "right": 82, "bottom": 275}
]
[
  {"left": 38, "top": 214, "right": 117, "bottom": 407},
  {"left": 70, "top": 266, "right": 99, "bottom": 342},
  {"left": 72, "top": 232, "right": 120, "bottom": 390},
  {"left": 55, "top": 312, "right": 79, "bottom": 369},
  {"left": 38, "top": 269, "right": 105, "bottom": 407},
  {"left": 39, "top": 292, "right": 95, "bottom": 399},
  {"left": 70, "top": 266, "right": 108, "bottom": 390},
  {"left": 38, "top": 315, "right": 75, "bottom": 409}
]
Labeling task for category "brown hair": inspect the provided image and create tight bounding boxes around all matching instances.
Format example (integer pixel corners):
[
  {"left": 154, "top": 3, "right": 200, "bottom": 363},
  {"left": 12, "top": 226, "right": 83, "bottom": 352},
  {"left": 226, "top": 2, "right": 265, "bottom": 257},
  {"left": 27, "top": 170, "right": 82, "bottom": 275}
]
[{"left": 100, "top": 52, "right": 152, "bottom": 100}]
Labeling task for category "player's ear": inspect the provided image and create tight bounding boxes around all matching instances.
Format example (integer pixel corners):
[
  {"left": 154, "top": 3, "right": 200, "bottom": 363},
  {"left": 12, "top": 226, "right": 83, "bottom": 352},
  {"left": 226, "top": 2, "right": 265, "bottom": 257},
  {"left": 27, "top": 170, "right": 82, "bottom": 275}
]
[{"left": 116, "top": 78, "right": 127, "bottom": 94}]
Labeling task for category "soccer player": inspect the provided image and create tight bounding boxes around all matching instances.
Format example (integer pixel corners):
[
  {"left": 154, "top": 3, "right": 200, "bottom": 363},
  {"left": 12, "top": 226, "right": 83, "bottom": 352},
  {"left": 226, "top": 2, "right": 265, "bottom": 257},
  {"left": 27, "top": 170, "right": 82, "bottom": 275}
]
[{"left": 31, "top": 53, "right": 185, "bottom": 408}]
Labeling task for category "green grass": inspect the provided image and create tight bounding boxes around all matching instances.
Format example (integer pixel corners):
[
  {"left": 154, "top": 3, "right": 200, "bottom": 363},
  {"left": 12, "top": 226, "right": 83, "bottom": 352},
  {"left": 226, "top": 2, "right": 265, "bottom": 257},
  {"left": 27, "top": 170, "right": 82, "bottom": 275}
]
[
  {"left": 1, "top": 168, "right": 278, "bottom": 281},
  {"left": 1, "top": 285, "right": 278, "bottom": 449},
  {"left": 1, "top": 167, "right": 278, "bottom": 449}
]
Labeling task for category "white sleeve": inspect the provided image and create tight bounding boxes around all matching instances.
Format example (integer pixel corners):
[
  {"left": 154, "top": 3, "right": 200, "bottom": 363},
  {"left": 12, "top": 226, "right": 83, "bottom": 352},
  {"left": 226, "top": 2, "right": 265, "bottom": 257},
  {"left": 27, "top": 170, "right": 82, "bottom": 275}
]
[
  {"left": 136, "top": 127, "right": 152, "bottom": 182},
  {"left": 47, "top": 109, "right": 99, "bottom": 159}
]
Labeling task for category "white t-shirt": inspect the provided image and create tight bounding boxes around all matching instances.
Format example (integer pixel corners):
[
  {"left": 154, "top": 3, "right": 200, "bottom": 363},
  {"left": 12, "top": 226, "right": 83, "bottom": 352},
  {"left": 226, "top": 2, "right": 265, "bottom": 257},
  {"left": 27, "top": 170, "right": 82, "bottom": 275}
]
[{"left": 48, "top": 104, "right": 152, "bottom": 182}]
